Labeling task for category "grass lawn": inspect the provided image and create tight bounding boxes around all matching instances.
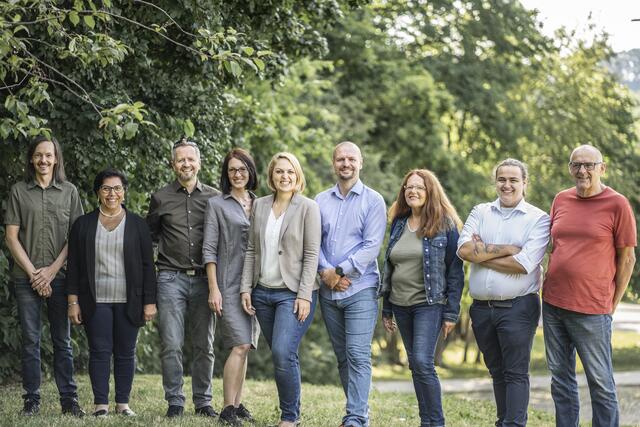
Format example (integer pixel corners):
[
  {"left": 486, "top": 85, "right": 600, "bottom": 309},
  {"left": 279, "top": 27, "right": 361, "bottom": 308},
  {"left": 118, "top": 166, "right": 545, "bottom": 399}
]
[
  {"left": 373, "top": 328, "right": 640, "bottom": 380},
  {"left": 0, "top": 374, "right": 560, "bottom": 426}
]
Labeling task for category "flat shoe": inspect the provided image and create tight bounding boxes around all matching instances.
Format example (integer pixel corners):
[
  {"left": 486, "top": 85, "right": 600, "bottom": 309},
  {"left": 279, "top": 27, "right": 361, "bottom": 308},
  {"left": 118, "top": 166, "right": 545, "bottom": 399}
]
[
  {"left": 92, "top": 409, "right": 108, "bottom": 417},
  {"left": 116, "top": 408, "right": 136, "bottom": 416}
]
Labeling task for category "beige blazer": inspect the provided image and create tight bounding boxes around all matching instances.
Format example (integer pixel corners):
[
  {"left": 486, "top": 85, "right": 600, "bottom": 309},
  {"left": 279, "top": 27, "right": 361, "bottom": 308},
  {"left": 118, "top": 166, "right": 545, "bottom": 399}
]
[{"left": 240, "top": 193, "right": 321, "bottom": 301}]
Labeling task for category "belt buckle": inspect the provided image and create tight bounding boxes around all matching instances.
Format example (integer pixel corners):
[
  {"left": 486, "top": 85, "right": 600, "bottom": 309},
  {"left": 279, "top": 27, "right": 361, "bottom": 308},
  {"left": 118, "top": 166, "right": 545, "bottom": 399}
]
[{"left": 185, "top": 269, "right": 196, "bottom": 276}]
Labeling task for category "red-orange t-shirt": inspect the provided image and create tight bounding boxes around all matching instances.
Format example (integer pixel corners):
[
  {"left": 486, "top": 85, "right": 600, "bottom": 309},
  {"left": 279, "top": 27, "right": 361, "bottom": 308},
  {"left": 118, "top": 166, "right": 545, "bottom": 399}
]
[{"left": 543, "top": 186, "right": 637, "bottom": 314}]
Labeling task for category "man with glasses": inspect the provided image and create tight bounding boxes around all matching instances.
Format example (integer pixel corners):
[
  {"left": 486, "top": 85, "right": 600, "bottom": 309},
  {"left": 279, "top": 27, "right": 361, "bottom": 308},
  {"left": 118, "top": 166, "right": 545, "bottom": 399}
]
[
  {"left": 543, "top": 145, "right": 636, "bottom": 426},
  {"left": 315, "top": 141, "right": 387, "bottom": 427},
  {"left": 4, "top": 136, "right": 85, "bottom": 417},
  {"left": 458, "top": 158, "right": 550, "bottom": 427},
  {"left": 147, "top": 138, "right": 219, "bottom": 418}
]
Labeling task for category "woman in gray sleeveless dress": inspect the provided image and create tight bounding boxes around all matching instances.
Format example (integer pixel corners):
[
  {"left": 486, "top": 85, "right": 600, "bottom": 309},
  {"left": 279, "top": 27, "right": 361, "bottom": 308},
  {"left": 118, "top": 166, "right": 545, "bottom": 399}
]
[{"left": 202, "top": 148, "right": 260, "bottom": 426}]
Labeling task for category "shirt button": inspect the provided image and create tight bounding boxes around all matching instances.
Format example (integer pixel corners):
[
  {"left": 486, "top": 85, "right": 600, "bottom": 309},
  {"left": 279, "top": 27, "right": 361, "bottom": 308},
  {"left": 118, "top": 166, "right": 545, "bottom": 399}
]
[
  {"left": 189, "top": 226, "right": 193, "bottom": 230},
  {"left": 278, "top": 250, "right": 283, "bottom": 255},
  {"left": 190, "top": 243, "right": 194, "bottom": 246},
  {"left": 188, "top": 210, "right": 191, "bottom": 214}
]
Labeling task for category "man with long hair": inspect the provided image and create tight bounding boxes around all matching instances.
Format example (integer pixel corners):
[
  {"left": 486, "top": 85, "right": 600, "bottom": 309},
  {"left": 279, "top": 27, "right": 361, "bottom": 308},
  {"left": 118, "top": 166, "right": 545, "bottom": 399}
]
[{"left": 4, "top": 136, "right": 84, "bottom": 416}]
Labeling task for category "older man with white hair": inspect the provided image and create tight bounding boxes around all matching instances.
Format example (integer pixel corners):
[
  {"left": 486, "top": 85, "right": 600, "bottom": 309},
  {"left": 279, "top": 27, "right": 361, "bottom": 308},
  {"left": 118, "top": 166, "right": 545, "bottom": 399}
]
[{"left": 543, "top": 144, "right": 636, "bottom": 427}]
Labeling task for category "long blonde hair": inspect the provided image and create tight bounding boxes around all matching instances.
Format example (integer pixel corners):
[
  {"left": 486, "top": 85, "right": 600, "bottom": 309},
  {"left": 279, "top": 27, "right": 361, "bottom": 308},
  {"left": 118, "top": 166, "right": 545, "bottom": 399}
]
[{"left": 388, "top": 169, "right": 462, "bottom": 237}]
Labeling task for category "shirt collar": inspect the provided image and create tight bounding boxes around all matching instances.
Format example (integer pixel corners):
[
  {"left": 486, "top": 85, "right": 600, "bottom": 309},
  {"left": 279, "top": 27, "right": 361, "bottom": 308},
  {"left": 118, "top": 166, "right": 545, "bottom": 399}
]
[
  {"left": 490, "top": 197, "right": 528, "bottom": 214},
  {"left": 172, "top": 179, "right": 203, "bottom": 193},
  {"left": 27, "top": 178, "right": 62, "bottom": 190},
  {"left": 222, "top": 191, "right": 256, "bottom": 200},
  {"left": 331, "top": 179, "right": 364, "bottom": 199}
]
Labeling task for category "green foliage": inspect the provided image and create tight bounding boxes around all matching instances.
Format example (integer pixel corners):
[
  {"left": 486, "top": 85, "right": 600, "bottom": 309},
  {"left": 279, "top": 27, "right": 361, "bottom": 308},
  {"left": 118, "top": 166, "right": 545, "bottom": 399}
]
[{"left": 0, "top": 0, "right": 359, "bottom": 383}]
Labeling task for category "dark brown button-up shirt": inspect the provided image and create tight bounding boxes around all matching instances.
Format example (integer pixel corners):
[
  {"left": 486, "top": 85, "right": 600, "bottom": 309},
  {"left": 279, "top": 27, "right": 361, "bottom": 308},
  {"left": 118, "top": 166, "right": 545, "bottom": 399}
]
[
  {"left": 147, "top": 180, "right": 219, "bottom": 271},
  {"left": 4, "top": 179, "right": 84, "bottom": 280}
]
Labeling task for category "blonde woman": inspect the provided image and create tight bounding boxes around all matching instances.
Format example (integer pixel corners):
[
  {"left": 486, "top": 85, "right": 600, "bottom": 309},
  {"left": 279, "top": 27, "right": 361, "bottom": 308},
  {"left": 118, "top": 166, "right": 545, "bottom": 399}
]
[{"left": 240, "top": 152, "right": 321, "bottom": 427}]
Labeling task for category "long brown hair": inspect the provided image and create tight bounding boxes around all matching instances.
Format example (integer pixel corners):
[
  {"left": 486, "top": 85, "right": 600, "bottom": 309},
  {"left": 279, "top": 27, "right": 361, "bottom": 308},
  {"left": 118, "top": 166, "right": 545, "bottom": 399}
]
[{"left": 388, "top": 169, "right": 462, "bottom": 238}]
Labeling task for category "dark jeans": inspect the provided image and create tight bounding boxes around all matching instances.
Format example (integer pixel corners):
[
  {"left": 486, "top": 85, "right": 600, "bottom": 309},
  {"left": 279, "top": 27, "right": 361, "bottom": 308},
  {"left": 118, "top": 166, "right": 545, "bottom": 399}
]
[
  {"left": 84, "top": 303, "right": 139, "bottom": 404},
  {"left": 14, "top": 278, "right": 78, "bottom": 404},
  {"left": 392, "top": 302, "right": 444, "bottom": 427},
  {"left": 252, "top": 286, "right": 317, "bottom": 423},
  {"left": 470, "top": 294, "right": 540, "bottom": 427}
]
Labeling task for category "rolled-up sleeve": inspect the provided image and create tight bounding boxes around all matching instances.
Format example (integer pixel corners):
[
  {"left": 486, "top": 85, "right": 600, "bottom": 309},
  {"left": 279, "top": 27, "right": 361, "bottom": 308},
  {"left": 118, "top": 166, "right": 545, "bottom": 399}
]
[
  {"left": 457, "top": 205, "right": 481, "bottom": 255},
  {"left": 202, "top": 199, "right": 219, "bottom": 265},
  {"left": 512, "top": 213, "right": 551, "bottom": 274}
]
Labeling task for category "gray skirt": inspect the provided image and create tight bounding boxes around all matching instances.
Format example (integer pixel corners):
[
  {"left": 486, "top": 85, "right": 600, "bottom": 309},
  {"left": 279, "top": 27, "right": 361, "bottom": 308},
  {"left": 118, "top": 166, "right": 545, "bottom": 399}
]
[{"left": 219, "top": 284, "right": 260, "bottom": 349}]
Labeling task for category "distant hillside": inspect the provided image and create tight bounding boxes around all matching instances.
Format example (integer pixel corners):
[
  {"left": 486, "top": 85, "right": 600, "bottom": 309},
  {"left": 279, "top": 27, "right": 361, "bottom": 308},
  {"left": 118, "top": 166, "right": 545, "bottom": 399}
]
[{"left": 609, "top": 49, "right": 640, "bottom": 93}]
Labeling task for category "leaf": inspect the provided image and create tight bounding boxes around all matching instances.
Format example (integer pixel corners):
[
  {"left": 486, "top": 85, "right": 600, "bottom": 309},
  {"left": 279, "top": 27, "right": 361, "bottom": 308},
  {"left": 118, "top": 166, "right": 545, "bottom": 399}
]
[
  {"left": 84, "top": 15, "right": 95, "bottom": 29},
  {"left": 123, "top": 122, "right": 138, "bottom": 139},
  {"left": 241, "top": 46, "right": 254, "bottom": 56},
  {"left": 229, "top": 60, "right": 241, "bottom": 77},
  {"left": 182, "top": 119, "right": 195, "bottom": 137},
  {"left": 257, "top": 50, "right": 272, "bottom": 57},
  {"left": 69, "top": 11, "right": 80, "bottom": 26},
  {"left": 12, "top": 25, "right": 29, "bottom": 35},
  {"left": 253, "top": 58, "right": 265, "bottom": 71}
]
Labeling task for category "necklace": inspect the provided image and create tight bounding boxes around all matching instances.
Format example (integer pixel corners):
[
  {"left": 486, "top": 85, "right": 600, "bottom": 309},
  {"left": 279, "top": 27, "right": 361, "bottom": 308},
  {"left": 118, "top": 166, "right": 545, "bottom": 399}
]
[
  {"left": 407, "top": 217, "right": 419, "bottom": 233},
  {"left": 99, "top": 205, "right": 123, "bottom": 218}
]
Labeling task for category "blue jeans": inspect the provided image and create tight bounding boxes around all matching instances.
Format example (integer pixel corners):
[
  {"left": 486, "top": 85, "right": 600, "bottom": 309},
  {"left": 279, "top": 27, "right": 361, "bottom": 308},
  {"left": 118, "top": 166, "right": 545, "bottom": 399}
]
[
  {"left": 14, "top": 278, "right": 78, "bottom": 404},
  {"left": 543, "top": 302, "right": 618, "bottom": 427},
  {"left": 252, "top": 286, "right": 317, "bottom": 423},
  {"left": 320, "top": 287, "right": 378, "bottom": 427},
  {"left": 84, "top": 303, "right": 139, "bottom": 404},
  {"left": 392, "top": 302, "right": 444, "bottom": 427},
  {"left": 470, "top": 294, "right": 540, "bottom": 427},
  {"left": 157, "top": 271, "right": 214, "bottom": 408}
]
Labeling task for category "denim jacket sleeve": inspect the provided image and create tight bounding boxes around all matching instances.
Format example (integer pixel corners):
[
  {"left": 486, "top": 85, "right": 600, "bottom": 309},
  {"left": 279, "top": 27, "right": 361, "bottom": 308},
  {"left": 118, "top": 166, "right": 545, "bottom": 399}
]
[
  {"left": 443, "top": 226, "right": 464, "bottom": 323},
  {"left": 380, "top": 218, "right": 399, "bottom": 319}
]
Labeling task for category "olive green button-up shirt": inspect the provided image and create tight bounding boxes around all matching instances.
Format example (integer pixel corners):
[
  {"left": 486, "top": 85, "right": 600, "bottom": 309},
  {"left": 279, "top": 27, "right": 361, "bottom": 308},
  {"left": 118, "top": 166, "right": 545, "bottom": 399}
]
[
  {"left": 4, "top": 179, "right": 84, "bottom": 280},
  {"left": 147, "top": 180, "right": 219, "bottom": 271}
]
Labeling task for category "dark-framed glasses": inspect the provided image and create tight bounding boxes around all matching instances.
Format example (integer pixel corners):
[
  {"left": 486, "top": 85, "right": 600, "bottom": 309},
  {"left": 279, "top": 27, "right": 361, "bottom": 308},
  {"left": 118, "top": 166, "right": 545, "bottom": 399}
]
[
  {"left": 228, "top": 166, "right": 248, "bottom": 176},
  {"left": 569, "top": 161, "right": 602, "bottom": 171},
  {"left": 100, "top": 185, "right": 125, "bottom": 194}
]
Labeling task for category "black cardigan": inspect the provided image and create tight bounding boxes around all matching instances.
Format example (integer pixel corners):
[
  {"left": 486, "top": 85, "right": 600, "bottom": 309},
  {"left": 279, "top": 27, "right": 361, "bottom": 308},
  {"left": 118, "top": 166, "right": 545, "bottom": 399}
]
[{"left": 66, "top": 208, "right": 157, "bottom": 327}]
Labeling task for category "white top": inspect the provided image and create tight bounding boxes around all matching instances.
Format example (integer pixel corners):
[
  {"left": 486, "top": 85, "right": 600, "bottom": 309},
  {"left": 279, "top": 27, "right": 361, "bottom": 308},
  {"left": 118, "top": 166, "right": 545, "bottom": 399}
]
[
  {"left": 457, "top": 198, "right": 550, "bottom": 300},
  {"left": 259, "top": 209, "right": 286, "bottom": 288},
  {"left": 95, "top": 216, "right": 127, "bottom": 303}
]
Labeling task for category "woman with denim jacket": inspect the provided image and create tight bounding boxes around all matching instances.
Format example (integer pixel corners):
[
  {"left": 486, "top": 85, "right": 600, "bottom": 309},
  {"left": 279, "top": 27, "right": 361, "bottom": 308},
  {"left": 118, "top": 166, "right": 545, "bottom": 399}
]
[{"left": 380, "top": 169, "right": 464, "bottom": 427}]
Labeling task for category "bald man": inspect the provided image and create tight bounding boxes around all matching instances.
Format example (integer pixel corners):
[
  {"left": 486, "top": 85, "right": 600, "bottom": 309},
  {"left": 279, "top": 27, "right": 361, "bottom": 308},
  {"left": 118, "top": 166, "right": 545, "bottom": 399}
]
[
  {"left": 315, "top": 142, "right": 386, "bottom": 427},
  {"left": 543, "top": 145, "right": 636, "bottom": 427}
]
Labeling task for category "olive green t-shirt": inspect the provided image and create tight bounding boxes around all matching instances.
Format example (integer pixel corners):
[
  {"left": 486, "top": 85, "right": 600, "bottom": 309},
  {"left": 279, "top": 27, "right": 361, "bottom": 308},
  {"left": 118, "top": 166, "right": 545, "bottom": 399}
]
[
  {"left": 4, "top": 179, "right": 84, "bottom": 280},
  {"left": 389, "top": 226, "right": 427, "bottom": 307}
]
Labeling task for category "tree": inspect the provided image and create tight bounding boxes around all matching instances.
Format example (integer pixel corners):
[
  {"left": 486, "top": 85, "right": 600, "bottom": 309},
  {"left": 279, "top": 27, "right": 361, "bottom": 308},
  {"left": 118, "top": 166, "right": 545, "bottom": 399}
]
[{"left": 0, "top": 0, "right": 361, "bottom": 383}]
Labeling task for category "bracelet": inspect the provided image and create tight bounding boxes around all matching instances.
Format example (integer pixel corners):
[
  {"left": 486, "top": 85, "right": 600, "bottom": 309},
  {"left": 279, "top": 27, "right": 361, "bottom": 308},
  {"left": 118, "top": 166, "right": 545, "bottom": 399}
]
[{"left": 68, "top": 302, "right": 78, "bottom": 307}]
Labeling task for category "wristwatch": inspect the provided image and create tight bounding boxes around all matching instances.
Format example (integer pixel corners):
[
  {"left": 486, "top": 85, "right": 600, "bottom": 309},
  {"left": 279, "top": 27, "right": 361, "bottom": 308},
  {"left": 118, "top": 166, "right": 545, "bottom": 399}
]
[{"left": 335, "top": 266, "right": 345, "bottom": 277}]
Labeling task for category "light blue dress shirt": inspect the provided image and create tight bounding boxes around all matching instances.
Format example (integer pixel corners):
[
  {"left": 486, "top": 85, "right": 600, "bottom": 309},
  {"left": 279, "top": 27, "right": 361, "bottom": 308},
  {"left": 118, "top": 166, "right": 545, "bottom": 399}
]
[
  {"left": 457, "top": 198, "right": 551, "bottom": 300},
  {"left": 315, "top": 180, "right": 387, "bottom": 300}
]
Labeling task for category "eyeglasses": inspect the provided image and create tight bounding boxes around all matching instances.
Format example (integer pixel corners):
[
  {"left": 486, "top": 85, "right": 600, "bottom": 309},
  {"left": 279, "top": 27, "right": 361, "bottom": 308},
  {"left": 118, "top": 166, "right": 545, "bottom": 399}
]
[
  {"left": 99, "top": 185, "right": 125, "bottom": 194},
  {"left": 569, "top": 162, "right": 602, "bottom": 171},
  {"left": 404, "top": 185, "right": 427, "bottom": 192},
  {"left": 228, "top": 167, "right": 248, "bottom": 176},
  {"left": 173, "top": 137, "right": 198, "bottom": 148}
]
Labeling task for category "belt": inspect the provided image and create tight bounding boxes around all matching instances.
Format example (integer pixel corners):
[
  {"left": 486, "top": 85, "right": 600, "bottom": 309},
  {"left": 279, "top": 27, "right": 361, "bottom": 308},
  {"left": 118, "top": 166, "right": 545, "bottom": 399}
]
[
  {"left": 473, "top": 293, "right": 536, "bottom": 308},
  {"left": 178, "top": 268, "right": 206, "bottom": 277}
]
